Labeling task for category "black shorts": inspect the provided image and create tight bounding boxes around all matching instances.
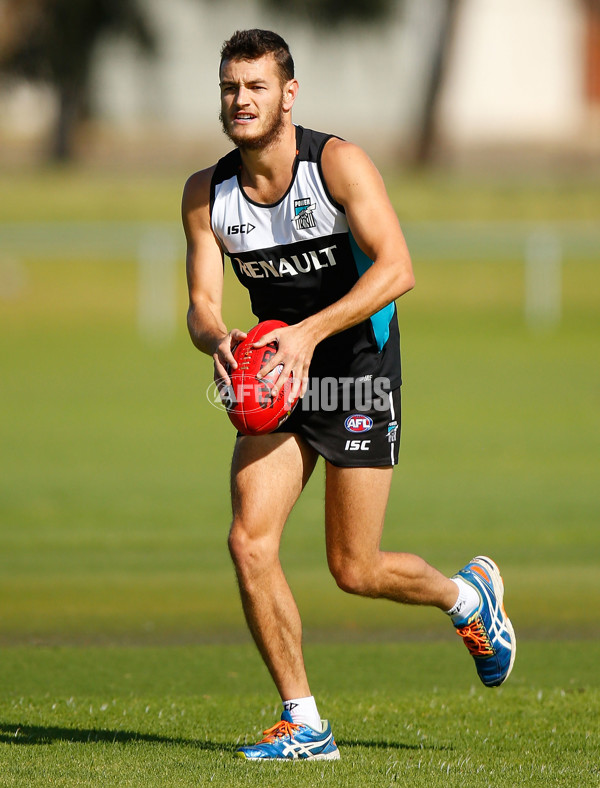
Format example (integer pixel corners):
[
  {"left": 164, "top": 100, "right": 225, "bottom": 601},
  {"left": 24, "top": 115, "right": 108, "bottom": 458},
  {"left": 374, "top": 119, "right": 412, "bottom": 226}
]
[{"left": 275, "top": 385, "right": 401, "bottom": 467}]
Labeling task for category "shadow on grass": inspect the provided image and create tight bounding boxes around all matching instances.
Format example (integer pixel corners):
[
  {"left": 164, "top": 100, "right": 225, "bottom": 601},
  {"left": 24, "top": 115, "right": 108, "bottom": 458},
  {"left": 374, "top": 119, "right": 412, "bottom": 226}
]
[
  {"left": 336, "top": 739, "right": 451, "bottom": 752},
  {"left": 0, "top": 722, "right": 231, "bottom": 751},
  {"left": 0, "top": 723, "right": 451, "bottom": 755}
]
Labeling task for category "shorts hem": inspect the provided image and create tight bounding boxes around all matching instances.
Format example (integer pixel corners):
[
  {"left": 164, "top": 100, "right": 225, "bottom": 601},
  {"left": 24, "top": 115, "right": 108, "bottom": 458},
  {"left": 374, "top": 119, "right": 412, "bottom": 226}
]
[{"left": 323, "top": 457, "right": 397, "bottom": 468}]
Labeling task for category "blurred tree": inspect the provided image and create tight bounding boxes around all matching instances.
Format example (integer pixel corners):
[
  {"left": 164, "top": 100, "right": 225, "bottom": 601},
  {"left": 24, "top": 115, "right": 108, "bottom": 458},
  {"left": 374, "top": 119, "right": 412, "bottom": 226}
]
[
  {"left": 258, "top": 0, "right": 460, "bottom": 164},
  {"left": 413, "top": 0, "right": 461, "bottom": 165},
  {"left": 0, "top": 0, "right": 155, "bottom": 161}
]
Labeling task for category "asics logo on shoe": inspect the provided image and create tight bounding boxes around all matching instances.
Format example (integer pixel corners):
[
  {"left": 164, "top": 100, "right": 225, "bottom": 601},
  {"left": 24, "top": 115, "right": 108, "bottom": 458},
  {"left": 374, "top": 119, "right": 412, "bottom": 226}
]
[
  {"left": 281, "top": 731, "right": 335, "bottom": 759},
  {"left": 476, "top": 580, "right": 512, "bottom": 651}
]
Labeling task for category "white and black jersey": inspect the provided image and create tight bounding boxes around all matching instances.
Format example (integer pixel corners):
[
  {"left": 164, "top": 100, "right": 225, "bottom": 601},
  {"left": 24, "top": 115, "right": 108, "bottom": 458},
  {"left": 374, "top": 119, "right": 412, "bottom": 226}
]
[{"left": 210, "top": 125, "right": 402, "bottom": 388}]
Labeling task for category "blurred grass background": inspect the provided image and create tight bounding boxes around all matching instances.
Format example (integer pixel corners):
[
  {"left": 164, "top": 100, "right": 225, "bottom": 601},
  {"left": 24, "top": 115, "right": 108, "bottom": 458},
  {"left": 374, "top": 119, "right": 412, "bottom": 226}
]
[{"left": 0, "top": 167, "right": 599, "bottom": 646}]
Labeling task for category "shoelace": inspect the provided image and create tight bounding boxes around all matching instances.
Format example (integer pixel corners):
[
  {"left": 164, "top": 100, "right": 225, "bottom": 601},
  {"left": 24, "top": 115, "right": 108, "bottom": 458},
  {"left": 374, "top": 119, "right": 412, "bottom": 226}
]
[
  {"left": 259, "top": 720, "right": 301, "bottom": 743},
  {"left": 456, "top": 617, "right": 495, "bottom": 656}
]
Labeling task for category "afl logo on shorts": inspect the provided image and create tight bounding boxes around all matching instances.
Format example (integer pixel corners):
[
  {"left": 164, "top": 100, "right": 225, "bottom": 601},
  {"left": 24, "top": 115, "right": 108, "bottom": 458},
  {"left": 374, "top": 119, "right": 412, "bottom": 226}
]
[{"left": 344, "top": 414, "right": 373, "bottom": 433}]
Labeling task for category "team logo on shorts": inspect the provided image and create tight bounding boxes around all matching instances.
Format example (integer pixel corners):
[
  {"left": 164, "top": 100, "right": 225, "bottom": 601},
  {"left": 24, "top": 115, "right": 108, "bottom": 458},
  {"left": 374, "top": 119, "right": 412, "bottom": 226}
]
[
  {"left": 387, "top": 420, "right": 398, "bottom": 443},
  {"left": 292, "top": 197, "right": 317, "bottom": 230},
  {"left": 345, "top": 414, "right": 373, "bottom": 433}
]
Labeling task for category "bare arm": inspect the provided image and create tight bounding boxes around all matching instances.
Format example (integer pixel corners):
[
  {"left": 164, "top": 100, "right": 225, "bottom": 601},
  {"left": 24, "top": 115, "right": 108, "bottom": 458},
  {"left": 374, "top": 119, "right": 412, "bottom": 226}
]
[
  {"left": 256, "top": 138, "right": 414, "bottom": 397},
  {"left": 305, "top": 138, "right": 415, "bottom": 338},
  {"left": 182, "top": 167, "right": 246, "bottom": 384}
]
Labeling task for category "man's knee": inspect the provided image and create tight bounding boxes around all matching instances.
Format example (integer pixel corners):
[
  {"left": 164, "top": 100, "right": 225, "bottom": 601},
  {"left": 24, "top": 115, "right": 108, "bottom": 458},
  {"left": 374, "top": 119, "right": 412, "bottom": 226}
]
[
  {"left": 228, "top": 519, "right": 278, "bottom": 576},
  {"left": 328, "top": 552, "right": 376, "bottom": 597}
]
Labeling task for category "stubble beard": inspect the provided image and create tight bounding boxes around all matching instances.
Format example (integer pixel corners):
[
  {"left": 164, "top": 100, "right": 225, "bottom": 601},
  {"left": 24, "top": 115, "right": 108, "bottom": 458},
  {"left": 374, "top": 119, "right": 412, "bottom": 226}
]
[{"left": 219, "top": 97, "right": 286, "bottom": 152}]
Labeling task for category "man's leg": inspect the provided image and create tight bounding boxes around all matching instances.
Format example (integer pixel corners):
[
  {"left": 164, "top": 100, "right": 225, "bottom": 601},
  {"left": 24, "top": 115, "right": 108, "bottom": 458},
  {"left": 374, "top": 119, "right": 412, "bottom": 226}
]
[
  {"left": 228, "top": 432, "right": 318, "bottom": 701},
  {"left": 324, "top": 464, "right": 459, "bottom": 609},
  {"left": 324, "top": 463, "right": 516, "bottom": 688}
]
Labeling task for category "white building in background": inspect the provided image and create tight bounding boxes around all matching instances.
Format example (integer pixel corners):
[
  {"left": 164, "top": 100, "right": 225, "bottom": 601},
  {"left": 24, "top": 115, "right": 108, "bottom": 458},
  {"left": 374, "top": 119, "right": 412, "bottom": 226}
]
[
  {"left": 0, "top": 0, "right": 596, "bottom": 164},
  {"left": 439, "top": 0, "right": 594, "bottom": 154}
]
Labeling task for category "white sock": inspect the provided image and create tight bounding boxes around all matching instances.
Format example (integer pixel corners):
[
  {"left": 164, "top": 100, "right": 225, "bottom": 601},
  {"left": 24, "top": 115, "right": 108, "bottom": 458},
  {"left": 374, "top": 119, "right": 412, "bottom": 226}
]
[
  {"left": 282, "top": 696, "right": 321, "bottom": 731},
  {"left": 446, "top": 577, "right": 480, "bottom": 623}
]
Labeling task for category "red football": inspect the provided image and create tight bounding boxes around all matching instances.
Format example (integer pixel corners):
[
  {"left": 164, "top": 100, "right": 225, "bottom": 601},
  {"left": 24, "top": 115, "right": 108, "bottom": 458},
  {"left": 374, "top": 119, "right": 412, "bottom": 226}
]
[{"left": 225, "top": 320, "right": 299, "bottom": 436}]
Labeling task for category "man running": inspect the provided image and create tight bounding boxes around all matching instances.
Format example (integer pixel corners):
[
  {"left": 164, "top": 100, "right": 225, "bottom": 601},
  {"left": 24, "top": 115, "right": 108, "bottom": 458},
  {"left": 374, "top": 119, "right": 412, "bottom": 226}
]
[{"left": 182, "top": 28, "right": 515, "bottom": 762}]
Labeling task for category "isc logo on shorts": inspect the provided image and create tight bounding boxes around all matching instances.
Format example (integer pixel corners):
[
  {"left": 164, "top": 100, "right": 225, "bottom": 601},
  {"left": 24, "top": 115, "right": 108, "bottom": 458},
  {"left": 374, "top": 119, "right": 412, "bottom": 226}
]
[
  {"left": 344, "top": 414, "right": 373, "bottom": 433},
  {"left": 345, "top": 439, "right": 371, "bottom": 451}
]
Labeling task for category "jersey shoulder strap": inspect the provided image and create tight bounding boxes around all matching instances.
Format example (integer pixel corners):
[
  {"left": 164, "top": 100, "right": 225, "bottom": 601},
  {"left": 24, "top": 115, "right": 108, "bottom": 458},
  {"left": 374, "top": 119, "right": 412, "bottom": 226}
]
[
  {"left": 296, "top": 125, "right": 341, "bottom": 164},
  {"left": 210, "top": 148, "right": 240, "bottom": 212},
  {"left": 296, "top": 126, "right": 345, "bottom": 212}
]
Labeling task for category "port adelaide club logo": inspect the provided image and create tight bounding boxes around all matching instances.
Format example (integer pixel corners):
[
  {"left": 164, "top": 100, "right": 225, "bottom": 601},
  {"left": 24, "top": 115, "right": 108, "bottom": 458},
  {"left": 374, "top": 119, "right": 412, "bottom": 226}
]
[
  {"left": 344, "top": 414, "right": 373, "bottom": 433},
  {"left": 292, "top": 197, "right": 317, "bottom": 230}
]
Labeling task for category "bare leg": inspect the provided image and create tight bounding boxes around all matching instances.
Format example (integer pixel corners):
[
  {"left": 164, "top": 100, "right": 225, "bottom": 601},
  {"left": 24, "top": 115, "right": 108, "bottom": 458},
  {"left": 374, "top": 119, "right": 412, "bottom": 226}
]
[
  {"left": 325, "top": 464, "right": 458, "bottom": 610},
  {"left": 228, "top": 433, "right": 318, "bottom": 700}
]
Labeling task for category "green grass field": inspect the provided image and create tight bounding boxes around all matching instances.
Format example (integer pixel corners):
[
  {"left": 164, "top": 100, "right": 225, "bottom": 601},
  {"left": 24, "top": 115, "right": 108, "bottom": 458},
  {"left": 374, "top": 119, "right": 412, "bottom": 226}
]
[
  {"left": 0, "top": 168, "right": 599, "bottom": 785},
  {"left": 1, "top": 642, "right": 599, "bottom": 787}
]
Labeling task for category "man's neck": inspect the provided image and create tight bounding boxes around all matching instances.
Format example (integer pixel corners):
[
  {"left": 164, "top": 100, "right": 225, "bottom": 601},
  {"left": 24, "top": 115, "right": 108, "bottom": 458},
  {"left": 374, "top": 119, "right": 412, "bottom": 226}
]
[{"left": 238, "top": 123, "right": 298, "bottom": 204}]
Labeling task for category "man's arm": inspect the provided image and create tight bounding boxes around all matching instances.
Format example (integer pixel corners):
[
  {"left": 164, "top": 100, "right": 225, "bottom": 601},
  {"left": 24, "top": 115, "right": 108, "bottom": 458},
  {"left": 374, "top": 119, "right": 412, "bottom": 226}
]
[
  {"left": 182, "top": 167, "right": 246, "bottom": 384},
  {"left": 255, "top": 138, "right": 414, "bottom": 398},
  {"left": 306, "top": 138, "right": 415, "bottom": 336}
]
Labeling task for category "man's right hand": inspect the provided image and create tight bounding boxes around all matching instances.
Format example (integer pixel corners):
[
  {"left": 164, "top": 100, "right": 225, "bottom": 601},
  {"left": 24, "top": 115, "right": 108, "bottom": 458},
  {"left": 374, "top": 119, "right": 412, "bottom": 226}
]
[{"left": 212, "top": 328, "right": 248, "bottom": 386}]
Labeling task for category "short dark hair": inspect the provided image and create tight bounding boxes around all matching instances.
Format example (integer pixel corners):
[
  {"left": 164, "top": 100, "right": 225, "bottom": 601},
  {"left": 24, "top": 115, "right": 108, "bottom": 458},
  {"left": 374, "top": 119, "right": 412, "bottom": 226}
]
[{"left": 219, "top": 29, "right": 294, "bottom": 84}]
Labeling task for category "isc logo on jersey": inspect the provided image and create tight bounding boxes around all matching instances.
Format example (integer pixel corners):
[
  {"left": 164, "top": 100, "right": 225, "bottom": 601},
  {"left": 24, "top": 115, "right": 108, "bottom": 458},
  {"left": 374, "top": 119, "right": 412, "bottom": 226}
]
[
  {"left": 226, "top": 223, "right": 255, "bottom": 235},
  {"left": 344, "top": 414, "right": 373, "bottom": 433}
]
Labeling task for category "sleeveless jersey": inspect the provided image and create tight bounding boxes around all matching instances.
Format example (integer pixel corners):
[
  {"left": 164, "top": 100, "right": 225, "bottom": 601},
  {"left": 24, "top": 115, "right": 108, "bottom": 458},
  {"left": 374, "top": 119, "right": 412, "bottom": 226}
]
[{"left": 210, "top": 125, "right": 401, "bottom": 387}]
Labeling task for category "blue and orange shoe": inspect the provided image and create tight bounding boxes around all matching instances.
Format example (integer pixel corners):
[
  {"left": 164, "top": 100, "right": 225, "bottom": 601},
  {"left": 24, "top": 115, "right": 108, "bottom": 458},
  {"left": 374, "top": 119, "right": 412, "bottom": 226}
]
[
  {"left": 452, "top": 555, "right": 516, "bottom": 687},
  {"left": 235, "top": 710, "right": 340, "bottom": 761}
]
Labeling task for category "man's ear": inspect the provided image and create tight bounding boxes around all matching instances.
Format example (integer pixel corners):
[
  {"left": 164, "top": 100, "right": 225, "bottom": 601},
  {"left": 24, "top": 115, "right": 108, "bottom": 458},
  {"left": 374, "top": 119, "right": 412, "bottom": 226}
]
[{"left": 282, "top": 79, "right": 299, "bottom": 112}]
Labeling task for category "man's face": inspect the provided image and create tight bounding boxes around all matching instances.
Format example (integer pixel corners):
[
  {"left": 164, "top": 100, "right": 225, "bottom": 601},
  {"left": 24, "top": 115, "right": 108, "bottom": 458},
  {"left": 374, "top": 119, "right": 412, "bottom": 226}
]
[{"left": 219, "top": 55, "right": 291, "bottom": 151}]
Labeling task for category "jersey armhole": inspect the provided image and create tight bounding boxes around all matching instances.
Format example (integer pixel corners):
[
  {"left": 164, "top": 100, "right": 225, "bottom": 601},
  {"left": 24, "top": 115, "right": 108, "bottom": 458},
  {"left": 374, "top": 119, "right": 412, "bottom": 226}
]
[
  {"left": 210, "top": 152, "right": 240, "bottom": 258},
  {"left": 208, "top": 173, "right": 224, "bottom": 259},
  {"left": 317, "top": 136, "right": 346, "bottom": 214}
]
